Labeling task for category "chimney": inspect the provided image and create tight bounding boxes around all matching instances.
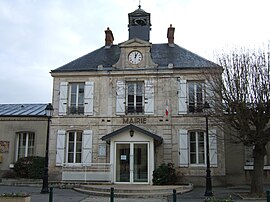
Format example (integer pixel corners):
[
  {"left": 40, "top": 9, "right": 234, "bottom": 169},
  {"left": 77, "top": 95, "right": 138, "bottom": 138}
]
[
  {"left": 105, "top": 27, "right": 114, "bottom": 47},
  {"left": 167, "top": 24, "right": 175, "bottom": 47}
]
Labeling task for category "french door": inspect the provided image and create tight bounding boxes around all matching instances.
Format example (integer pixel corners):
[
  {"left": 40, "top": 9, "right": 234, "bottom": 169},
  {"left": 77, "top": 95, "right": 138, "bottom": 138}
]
[{"left": 115, "top": 142, "right": 149, "bottom": 183}]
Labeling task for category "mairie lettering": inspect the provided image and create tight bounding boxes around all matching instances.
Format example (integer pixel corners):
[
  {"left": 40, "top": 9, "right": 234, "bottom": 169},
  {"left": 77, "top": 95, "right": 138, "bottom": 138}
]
[{"left": 123, "top": 117, "right": 147, "bottom": 124}]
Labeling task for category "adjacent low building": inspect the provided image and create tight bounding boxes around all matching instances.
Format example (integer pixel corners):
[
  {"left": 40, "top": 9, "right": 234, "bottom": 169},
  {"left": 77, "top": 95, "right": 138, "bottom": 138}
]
[{"left": 0, "top": 104, "right": 48, "bottom": 176}]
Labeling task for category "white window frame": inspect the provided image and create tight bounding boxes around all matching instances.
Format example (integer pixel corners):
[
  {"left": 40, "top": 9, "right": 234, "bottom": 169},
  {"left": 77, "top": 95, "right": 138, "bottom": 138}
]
[
  {"left": 68, "top": 83, "right": 85, "bottom": 115},
  {"left": 66, "top": 131, "right": 83, "bottom": 164},
  {"left": 187, "top": 81, "right": 204, "bottom": 113},
  {"left": 116, "top": 80, "right": 154, "bottom": 115},
  {"left": 56, "top": 129, "right": 93, "bottom": 166},
  {"left": 15, "top": 132, "right": 35, "bottom": 161},
  {"left": 126, "top": 81, "right": 144, "bottom": 114},
  {"left": 59, "top": 81, "right": 94, "bottom": 116},
  {"left": 189, "top": 131, "right": 206, "bottom": 166},
  {"left": 179, "top": 129, "right": 217, "bottom": 167}
]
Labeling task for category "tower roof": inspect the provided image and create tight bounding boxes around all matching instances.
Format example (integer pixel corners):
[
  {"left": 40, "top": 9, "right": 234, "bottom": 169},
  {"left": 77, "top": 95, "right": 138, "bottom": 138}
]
[{"left": 128, "top": 5, "right": 150, "bottom": 17}]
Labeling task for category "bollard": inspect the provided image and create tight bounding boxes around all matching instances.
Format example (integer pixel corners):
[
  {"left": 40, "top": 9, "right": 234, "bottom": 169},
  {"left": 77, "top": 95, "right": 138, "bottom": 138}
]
[
  {"left": 49, "top": 187, "right": 53, "bottom": 202},
  {"left": 173, "top": 189, "right": 176, "bottom": 202},
  {"left": 110, "top": 187, "right": 114, "bottom": 202},
  {"left": 267, "top": 190, "right": 270, "bottom": 202}
]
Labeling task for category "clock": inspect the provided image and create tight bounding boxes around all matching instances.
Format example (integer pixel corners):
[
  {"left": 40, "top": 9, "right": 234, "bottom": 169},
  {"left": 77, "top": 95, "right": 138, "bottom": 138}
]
[{"left": 128, "top": 50, "right": 143, "bottom": 65}]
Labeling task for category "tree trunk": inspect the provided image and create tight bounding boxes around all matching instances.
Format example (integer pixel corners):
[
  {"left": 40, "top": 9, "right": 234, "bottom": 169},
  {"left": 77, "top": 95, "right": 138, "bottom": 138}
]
[{"left": 251, "top": 144, "right": 266, "bottom": 195}]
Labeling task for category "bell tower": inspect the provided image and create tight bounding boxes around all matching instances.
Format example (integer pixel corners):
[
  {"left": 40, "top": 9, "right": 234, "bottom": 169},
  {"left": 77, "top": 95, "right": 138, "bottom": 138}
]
[{"left": 128, "top": 5, "right": 151, "bottom": 41}]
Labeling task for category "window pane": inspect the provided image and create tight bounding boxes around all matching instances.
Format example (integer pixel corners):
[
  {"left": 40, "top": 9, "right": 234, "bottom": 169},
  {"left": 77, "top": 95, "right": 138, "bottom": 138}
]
[
  {"left": 198, "top": 153, "right": 205, "bottom": 164},
  {"left": 68, "top": 142, "right": 74, "bottom": 152},
  {"left": 188, "top": 83, "right": 195, "bottom": 102},
  {"left": 76, "top": 153, "right": 81, "bottom": 163},
  {"left": 127, "top": 82, "right": 144, "bottom": 114},
  {"left": 188, "top": 83, "right": 195, "bottom": 112},
  {"left": 77, "top": 132, "right": 82, "bottom": 141},
  {"left": 128, "top": 95, "right": 135, "bottom": 113},
  {"left": 70, "top": 84, "right": 77, "bottom": 104},
  {"left": 190, "top": 132, "right": 196, "bottom": 141},
  {"left": 190, "top": 153, "right": 196, "bottom": 164},
  {"left": 68, "top": 132, "right": 75, "bottom": 163},
  {"left": 67, "top": 131, "right": 83, "bottom": 163},
  {"left": 198, "top": 132, "right": 204, "bottom": 141},
  {"left": 136, "top": 83, "right": 143, "bottom": 96},
  {"left": 128, "top": 83, "right": 135, "bottom": 95},
  {"left": 69, "top": 83, "right": 85, "bottom": 115},
  {"left": 68, "top": 153, "right": 73, "bottom": 163},
  {"left": 69, "top": 132, "right": 75, "bottom": 141},
  {"left": 17, "top": 132, "right": 35, "bottom": 160},
  {"left": 190, "top": 143, "right": 196, "bottom": 152},
  {"left": 136, "top": 95, "right": 143, "bottom": 113},
  {"left": 188, "top": 81, "right": 205, "bottom": 113},
  {"left": 189, "top": 131, "right": 205, "bottom": 165},
  {"left": 197, "top": 83, "right": 203, "bottom": 112},
  {"left": 78, "top": 84, "right": 84, "bottom": 104}
]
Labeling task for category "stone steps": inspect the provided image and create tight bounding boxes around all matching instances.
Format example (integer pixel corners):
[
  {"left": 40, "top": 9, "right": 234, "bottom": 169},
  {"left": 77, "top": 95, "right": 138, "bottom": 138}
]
[{"left": 74, "top": 184, "right": 193, "bottom": 198}]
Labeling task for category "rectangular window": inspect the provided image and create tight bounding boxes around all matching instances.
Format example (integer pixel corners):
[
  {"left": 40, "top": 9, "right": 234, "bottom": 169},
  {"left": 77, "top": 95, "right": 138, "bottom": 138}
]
[
  {"left": 188, "top": 81, "right": 204, "bottom": 113},
  {"left": 126, "top": 82, "right": 144, "bottom": 114},
  {"left": 189, "top": 131, "right": 205, "bottom": 165},
  {"left": 16, "top": 132, "right": 35, "bottom": 161},
  {"left": 67, "top": 131, "right": 82, "bottom": 163},
  {"left": 68, "top": 83, "right": 84, "bottom": 114},
  {"left": 245, "top": 146, "right": 267, "bottom": 166}
]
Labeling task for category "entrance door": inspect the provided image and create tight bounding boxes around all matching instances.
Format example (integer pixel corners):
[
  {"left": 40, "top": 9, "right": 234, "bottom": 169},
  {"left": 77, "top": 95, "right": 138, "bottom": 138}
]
[{"left": 115, "top": 142, "right": 149, "bottom": 183}]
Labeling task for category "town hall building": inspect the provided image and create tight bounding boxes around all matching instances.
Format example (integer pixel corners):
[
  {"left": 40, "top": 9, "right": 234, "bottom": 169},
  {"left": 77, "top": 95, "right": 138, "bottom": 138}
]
[
  {"left": 2, "top": 5, "right": 270, "bottom": 187},
  {"left": 48, "top": 6, "right": 225, "bottom": 185}
]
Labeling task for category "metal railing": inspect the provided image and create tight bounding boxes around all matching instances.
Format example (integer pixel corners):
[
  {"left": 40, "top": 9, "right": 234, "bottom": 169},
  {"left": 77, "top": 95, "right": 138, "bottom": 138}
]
[{"left": 61, "top": 163, "right": 112, "bottom": 182}]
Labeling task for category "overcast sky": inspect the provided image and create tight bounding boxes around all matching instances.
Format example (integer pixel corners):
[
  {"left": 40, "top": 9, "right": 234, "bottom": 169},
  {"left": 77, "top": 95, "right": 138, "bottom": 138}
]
[{"left": 0, "top": 0, "right": 269, "bottom": 104}]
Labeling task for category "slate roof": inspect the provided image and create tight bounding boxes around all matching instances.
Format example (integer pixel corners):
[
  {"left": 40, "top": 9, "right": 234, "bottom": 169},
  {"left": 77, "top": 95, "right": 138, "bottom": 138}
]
[
  {"left": 0, "top": 104, "right": 47, "bottom": 117},
  {"left": 52, "top": 43, "right": 218, "bottom": 73}
]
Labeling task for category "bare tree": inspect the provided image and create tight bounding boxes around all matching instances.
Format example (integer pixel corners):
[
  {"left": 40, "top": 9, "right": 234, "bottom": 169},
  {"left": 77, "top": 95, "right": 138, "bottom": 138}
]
[{"left": 207, "top": 47, "right": 270, "bottom": 195}]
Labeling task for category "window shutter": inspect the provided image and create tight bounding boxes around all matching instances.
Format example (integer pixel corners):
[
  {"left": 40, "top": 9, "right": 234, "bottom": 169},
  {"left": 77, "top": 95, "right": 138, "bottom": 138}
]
[
  {"left": 82, "top": 130, "right": 92, "bottom": 165},
  {"left": 178, "top": 79, "right": 187, "bottom": 114},
  {"left": 116, "top": 80, "right": 125, "bottom": 115},
  {"left": 209, "top": 129, "right": 218, "bottom": 167},
  {"left": 84, "top": 81, "right": 94, "bottom": 115},
  {"left": 59, "top": 82, "right": 68, "bottom": 116},
  {"left": 144, "top": 80, "right": 154, "bottom": 114},
  {"left": 179, "top": 129, "right": 189, "bottom": 167},
  {"left": 56, "top": 130, "right": 66, "bottom": 166}
]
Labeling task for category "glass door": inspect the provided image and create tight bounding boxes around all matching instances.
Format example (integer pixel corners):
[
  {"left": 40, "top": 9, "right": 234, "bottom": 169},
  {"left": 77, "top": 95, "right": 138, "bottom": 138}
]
[
  {"left": 115, "top": 142, "right": 149, "bottom": 183},
  {"left": 133, "top": 143, "right": 148, "bottom": 182},
  {"left": 116, "top": 144, "right": 130, "bottom": 182}
]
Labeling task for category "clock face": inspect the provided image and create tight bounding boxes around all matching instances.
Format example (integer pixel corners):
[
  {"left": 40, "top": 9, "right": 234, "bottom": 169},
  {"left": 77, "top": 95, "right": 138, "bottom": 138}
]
[{"left": 128, "top": 51, "right": 143, "bottom": 65}]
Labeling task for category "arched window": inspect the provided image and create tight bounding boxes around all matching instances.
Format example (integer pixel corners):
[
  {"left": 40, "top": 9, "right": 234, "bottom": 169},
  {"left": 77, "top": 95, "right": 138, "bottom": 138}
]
[
  {"left": 16, "top": 132, "right": 35, "bottom": 161},
  {"left": 189, "top": 131, "right": 205, "bottom": 165},
  {"left": 66, "top": 131, "right": 83, "bottom": 163}
]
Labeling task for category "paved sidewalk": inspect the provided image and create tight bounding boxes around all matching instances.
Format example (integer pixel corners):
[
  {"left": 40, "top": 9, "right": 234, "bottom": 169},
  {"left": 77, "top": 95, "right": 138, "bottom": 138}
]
[{"left": 0, "top": 185, "right": 269, "bottom": 202}]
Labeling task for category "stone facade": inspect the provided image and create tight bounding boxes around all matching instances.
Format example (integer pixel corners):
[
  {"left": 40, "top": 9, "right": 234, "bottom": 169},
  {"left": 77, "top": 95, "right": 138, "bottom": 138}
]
[
  {"left": 47, "top": 6, "right": 228, "bottom": 185},
  {"left": 49, "top": 66, "right": 226, "bottom": 185}
]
